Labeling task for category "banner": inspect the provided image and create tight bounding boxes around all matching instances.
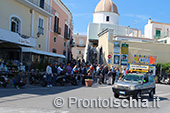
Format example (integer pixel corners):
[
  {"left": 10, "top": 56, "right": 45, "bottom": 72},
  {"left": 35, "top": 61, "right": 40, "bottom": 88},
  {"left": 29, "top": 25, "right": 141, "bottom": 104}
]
[
  {"left": 121, "top": 54, "right": 128, "bottom": 65},
  {"left": 134, "top": 55, "right": 157, "bottom": 65},
  {"left": 114, "top": 42, "right": 120, "bottom": 53},
  {"left": 121, "top": 44, "right": 129, "bottom": 54},
  {"left": 113, "top": 54, "right": 120, "bottom": 65}
]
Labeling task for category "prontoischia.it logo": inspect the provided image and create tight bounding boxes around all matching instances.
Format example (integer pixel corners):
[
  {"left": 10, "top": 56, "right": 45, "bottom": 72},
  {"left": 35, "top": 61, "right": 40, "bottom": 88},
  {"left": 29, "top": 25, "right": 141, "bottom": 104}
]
[{"left": 53, "top": 97, "right": 160, "bottom": 108}]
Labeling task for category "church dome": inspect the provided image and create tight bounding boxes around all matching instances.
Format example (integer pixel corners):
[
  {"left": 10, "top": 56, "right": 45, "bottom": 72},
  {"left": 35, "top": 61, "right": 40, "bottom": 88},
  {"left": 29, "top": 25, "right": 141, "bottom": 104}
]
[{"left": 95, "top": 0, "right": 118, "bottom": 14}]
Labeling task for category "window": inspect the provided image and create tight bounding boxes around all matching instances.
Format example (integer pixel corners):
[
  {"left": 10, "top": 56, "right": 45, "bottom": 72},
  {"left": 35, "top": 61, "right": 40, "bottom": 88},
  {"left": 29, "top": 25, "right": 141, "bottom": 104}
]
[
  {"left": 52, "top": 48, "right": 57, "bottom": 53},
  {"left": 79, "top": 39, "right": 83, "bottom": 46},
  {"left": 64, "top": 24, "right": 68, "bottom": 39},
  {"left": 39, "top": 0, "right": 44, "bottom": 9},
  {"left": 54, "top": 16, "right": 59, "bottom": 33},
  {"left": 156, "top": 29, "right": 161, "bottom": 37},
  {"left": 143, "top": 75, "right": 149, "bottom": 83},
  {"left": 106, "top": 16, "right": 109, "bottom": 22},
  {"left": 79, "top": 51, "right": 81, "bottom": 54},
  {"left": 39, "top": 44, "right": 41, "bottom": 48},
  {"left": 64, "top": 42, "right": 66, "bottom": 47},
  {"left": 11, "top": 17, "right": 21, "bottom": 34},
  {"left": 54, "top": 37, "right": 56, "bottom": 43},
  {"left": 38, "top": 18, "right": 44, "bottom": 35},
  {"left": 149, "top": 76, "right": 154, "bottom": 82},
  {"left": 63, "top": 50, "right": 66, "bottom": 56}
]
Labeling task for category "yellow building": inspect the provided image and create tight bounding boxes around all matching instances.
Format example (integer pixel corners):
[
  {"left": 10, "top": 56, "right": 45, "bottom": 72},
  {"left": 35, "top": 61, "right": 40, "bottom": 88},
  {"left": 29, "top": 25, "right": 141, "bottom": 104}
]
[
  {"left": 0, "top": 0, "right": 65, "bottom": 70},
  {"left": 98, "top": 29, "right": 170, "bottom": 69}
]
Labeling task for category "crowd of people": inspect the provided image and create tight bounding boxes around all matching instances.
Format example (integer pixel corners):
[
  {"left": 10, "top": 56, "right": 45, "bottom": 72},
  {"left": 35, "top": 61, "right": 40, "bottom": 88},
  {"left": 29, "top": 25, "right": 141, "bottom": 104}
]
[{"left": 45, "top": 61, "right": 128, "bottom": 87}]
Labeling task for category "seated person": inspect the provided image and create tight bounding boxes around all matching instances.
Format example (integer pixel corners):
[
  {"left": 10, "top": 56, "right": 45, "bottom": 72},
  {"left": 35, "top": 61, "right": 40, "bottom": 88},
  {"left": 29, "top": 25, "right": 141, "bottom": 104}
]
[{"left": 14, "top": 70, "right": 25, "bottom": 89}]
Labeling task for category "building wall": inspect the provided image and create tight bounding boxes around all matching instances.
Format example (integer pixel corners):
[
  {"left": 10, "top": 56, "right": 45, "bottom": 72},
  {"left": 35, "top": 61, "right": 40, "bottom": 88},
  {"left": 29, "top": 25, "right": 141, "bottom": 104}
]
[
  {"left": 34, "top": 12, "right": 48, "bottom": 51},
  {"left": 50, "top": 0, "right": 73, "bottom": 55},
  {"left": 0, "top": 0, "right": 32, "bottom": 36},
  {"left": 93, "top": 12, "right": 119, "bottom": 25},
  {"left": 72, "top": 34, "right": 87, "bottom": 60},
  {"left": 145, "top": 19, "right": 170, "bottom": 39},
  {"left": 0, "top": 0, "right": 49, "bottom": 52},
  {"left": 98, "top": 32, "right": 109, "bottom": 65},
  {"left": 99, "top": 33, "right": 170, "bottom": 68}
]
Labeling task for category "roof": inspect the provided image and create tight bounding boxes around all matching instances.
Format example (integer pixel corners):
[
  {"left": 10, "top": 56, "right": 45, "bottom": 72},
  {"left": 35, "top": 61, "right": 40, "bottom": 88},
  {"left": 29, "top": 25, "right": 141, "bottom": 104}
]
[
  {"left": 94, "top": 0, "right": 118, "bottom": 14},
  {"left": 22, "top": 47, "right": 66, "bottom": 58}
]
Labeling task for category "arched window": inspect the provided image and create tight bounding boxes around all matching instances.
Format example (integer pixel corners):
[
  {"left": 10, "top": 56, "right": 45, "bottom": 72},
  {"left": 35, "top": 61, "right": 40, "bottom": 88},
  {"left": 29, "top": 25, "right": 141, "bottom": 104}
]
[
  {"left": 54, "top": 37, "right": 56, "bottom": 43},
  {"left": 11, "top": 17, "right": 21, "bottom": 34},
  {"left": 52, "top": 48, "right": 57, "bottom": 53}
]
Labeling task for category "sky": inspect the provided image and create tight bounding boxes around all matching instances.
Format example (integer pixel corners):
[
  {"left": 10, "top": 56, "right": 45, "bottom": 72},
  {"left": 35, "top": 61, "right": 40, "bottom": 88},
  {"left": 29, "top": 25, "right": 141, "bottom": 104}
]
[{"left": 61, "top": 0, "right": 170, "bottom": 35}]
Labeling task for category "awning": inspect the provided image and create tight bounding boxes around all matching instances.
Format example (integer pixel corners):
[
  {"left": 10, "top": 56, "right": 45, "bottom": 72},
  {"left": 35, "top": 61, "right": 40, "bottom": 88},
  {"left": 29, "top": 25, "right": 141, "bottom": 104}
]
[
  {"left": 0, "top": 28, "right": 36, "bottom": 47},
  {"left": 21, "top": 47, "right": 66, "bottom": 59}
]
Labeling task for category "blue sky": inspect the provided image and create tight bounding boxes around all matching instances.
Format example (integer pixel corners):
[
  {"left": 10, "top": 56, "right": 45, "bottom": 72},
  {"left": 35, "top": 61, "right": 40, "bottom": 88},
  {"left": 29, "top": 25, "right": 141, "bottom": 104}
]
[{"left": 61, "top": 0, "right": 170, "bottom": 35}]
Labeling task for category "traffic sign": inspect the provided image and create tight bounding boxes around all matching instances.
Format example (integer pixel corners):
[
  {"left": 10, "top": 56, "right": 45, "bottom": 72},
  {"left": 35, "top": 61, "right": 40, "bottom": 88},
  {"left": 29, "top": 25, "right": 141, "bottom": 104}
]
[{"left": 108, "top": 55, "right": 112, "bottom": 59}]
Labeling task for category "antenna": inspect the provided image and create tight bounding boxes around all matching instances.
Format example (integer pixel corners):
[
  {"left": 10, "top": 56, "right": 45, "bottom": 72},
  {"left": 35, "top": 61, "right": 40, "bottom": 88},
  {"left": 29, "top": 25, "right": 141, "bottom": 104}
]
[{"left": 134, "top": 20, "right": 137, "bottom": 28}]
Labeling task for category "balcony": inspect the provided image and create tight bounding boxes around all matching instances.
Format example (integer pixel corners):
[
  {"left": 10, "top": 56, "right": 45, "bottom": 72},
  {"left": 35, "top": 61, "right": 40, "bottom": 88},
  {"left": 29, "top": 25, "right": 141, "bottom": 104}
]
[
  {"left": 76, "top": 45, "right": 86, "bottom": 47},
  {"left": 16, "top": 0, "right": 55, "bottom": 17},
  {"left": 54, "top": 27, "right": 61, "bottom": 35},
  {"left": 38, "top": 26, "right": 44, "bottom": 35}
]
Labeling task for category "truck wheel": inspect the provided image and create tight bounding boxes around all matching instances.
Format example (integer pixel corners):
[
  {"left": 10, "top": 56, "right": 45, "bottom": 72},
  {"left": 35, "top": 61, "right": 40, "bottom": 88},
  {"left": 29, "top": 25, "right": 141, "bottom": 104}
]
[{"left": 114, "top": 93, "right": 119, "bottom": 98}]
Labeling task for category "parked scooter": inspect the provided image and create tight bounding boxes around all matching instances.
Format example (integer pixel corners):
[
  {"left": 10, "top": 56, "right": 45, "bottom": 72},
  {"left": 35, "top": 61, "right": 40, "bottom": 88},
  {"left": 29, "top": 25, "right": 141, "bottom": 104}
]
[
  {"left": 54, "top": 72, "right": 65, "bottom": 86},
  {"left": 0, "top": 74, "right": 8, "bottom": 88},
  {"left": 29, "top": 72, "right": 47, "bottom": 87},
  {"left": 64, "top": 72, "right": 78, "bottom": 86}
]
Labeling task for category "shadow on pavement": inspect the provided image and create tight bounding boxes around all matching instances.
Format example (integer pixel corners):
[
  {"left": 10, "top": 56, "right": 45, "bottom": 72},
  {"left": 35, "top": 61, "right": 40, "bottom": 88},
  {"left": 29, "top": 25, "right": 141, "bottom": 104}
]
[{"left": 0, "top": 82, "right": 84, "bottom": 99}]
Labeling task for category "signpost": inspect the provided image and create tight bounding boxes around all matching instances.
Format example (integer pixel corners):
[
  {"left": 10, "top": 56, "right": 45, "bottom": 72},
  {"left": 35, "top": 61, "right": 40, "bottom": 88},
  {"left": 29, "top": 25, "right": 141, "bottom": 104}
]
[{"left": 108, "top": 55, "right": 112, "bottom": 59}]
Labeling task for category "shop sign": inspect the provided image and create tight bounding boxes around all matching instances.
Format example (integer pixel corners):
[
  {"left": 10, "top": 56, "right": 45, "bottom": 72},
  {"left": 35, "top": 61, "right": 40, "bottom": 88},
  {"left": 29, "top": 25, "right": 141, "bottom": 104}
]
[
  {"left": 114, "top": 42, "right": 120, "bottom": 54},
  {"left": 121, "top": 54, "right": 128, "bottom": 65},
  {"left": 134, "top": 55, "right": 157, "bottom": 65},
  {"left": 130, "top": 64, "right": 149, "bottom": 72},
  {"left": 121, "top": 43, "right": 129, "bottom": 54},
  {"left": 113, "top": 54, "right": 120, "bottom": 65},
  {"left": 18, "top": 38, "right": 30, "bottom": 45}
]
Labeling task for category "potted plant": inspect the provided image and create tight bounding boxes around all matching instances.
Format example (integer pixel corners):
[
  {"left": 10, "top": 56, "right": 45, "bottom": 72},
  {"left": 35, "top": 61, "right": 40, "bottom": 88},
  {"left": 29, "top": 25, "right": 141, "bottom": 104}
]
[{"left": 85, "top": 79, "right": 93, "bottom": 87}]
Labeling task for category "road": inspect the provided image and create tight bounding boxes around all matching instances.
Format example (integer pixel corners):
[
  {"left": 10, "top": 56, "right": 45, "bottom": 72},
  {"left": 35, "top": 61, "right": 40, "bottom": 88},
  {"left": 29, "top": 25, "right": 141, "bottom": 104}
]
[{"left": 0, "top": 84, "right": 170, "bottom": 113}]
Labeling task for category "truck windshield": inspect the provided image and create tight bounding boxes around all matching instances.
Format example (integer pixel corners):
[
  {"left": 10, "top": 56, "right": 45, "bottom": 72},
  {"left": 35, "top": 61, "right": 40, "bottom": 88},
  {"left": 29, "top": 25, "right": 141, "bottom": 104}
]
[{"left": 123, "top": 74, "right": 143, "bottom": 82}]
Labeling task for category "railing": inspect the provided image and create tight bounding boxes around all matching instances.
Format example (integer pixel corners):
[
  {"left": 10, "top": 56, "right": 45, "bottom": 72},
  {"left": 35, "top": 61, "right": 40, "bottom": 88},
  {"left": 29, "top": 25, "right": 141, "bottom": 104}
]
[
  {"left": 27, "top": 0, "right": 55, "bottom": 15},
  {"left": 38, "top": 26, "right": 44, "bottom": 35}
]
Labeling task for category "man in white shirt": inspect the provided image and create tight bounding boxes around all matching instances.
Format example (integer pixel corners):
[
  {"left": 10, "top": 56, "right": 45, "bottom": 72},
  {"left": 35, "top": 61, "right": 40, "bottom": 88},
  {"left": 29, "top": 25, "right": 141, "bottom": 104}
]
[
  {"left": 57, "top": 64, "right": 63, "bottom": 75},
  {"left": 46, "top": 63, "right": 52, "bottom": 87}
]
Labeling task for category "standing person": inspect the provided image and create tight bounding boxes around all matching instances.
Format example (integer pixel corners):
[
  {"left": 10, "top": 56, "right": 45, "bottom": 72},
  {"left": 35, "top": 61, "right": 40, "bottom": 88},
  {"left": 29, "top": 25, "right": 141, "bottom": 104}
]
[
  {"left": 66, "top": 63, "right": 72, "bottom": 74},
  {"left": 122, "top": 68, "right": 126, "bottom": 78},
  {"left": 52, "top": 62, "right": 58, "bottom": 86},
  {"left": 108, "top": 69, "right": 114, "bottom": 85},
  {"left": 14, "top": 70, "right": 25, "bottom": 89},
  {"left": 112, "top": 68, "right": 116, "bottom": 84},
  {"left": 115, "top": 67, "right": 119, "bottom": 82},
  {"left": 46, "top": 63, "right": 52, "bottom": 87},
  {"left": 96, "top": 64, "right": 101, "bottom": 72},
  {"left": 102, "top": 65, "right": 108, "bottom": 84},
  {"left": 82, "top": 65, "right": 87, "bottom": 85},
  {"left": 97, "top": 67, "right": 103, "bottom": 85},
  {"left": 87, "top": 66, "right": 93, "bottom": 79},
  {"left": 58, "top": 64, "right": 63, "bottom": 75}
]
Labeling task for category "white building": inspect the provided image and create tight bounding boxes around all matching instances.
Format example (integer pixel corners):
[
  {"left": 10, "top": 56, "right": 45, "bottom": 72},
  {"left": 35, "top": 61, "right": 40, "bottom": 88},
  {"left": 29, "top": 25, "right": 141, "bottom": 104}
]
[
  {"left": 145, "top": 18, "right": 170, "bottom": 44},
  {"left": 84, "top": 0, "right": 143, "bottom": 63}
]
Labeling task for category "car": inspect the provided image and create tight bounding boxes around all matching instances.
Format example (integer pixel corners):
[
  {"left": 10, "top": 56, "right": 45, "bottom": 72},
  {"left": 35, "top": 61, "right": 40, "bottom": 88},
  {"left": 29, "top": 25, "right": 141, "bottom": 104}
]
[{"left": 112, "top": 73, "right": 156, "bottom": 99}]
